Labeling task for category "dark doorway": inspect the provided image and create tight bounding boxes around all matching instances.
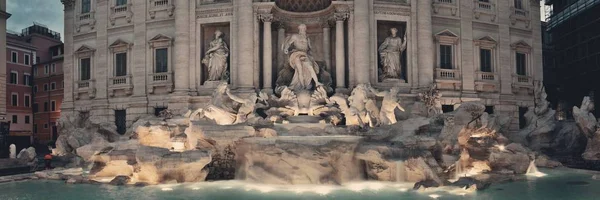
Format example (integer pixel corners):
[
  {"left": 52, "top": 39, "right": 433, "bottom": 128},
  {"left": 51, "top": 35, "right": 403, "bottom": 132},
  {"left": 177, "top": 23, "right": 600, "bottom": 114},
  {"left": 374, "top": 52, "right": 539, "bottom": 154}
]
[
  {"left": 519, "top": 107, "right": 528, "bottom": 129},
  {"left": 442, "top": 105, "right": 455, "bottom": 113},
  {"left": 51, "top": 125, "right": 58, "bottom": 141},
  {"left": 115, "top": 109, "right": 127, "bottom": 135}
]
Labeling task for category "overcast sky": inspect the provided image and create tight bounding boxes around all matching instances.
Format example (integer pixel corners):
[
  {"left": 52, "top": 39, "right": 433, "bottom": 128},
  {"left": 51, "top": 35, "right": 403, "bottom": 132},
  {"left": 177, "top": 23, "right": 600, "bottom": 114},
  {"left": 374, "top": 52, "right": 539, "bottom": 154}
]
[
  {"left": 4, "top": 0, "right": 546, "bottom": 43},
  {"left": 6, "top": 0, "right": 64, "bottom": 41}
]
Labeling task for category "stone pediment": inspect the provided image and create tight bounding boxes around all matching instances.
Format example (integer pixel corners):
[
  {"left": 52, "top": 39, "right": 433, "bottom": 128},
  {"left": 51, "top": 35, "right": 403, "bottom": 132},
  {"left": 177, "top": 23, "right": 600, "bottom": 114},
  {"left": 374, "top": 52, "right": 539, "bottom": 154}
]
[
  {"left": 109, "top": 39, "right": 133, "bottom": 52},
  {"left": 511, "top": 40, "right": 531, "bottom": 49},
  {"left": 148, "top": 34, "right": 173, "bottom": 48},
  {"left": 435, "top": 29, "right": 459, "bottom": 44},
  {"left": 75, "top": 45, "right": 96, "bottom": 53},
  {"left": 474, "top": 36, "right": 497, "bottom": 48}
]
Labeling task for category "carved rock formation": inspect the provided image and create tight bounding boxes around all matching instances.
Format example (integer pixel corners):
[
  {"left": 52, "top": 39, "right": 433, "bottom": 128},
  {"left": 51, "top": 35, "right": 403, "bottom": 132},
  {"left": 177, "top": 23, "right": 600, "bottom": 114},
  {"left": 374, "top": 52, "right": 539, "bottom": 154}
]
[{"left": 514, "top": 82, "right": 557, "bottom": 150}]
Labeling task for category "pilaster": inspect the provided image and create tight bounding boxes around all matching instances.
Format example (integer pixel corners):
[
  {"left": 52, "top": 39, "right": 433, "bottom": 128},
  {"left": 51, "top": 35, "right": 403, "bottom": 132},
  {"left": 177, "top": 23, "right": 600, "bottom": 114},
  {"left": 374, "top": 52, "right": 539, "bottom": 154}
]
[
  {"left": 234, "top": 0, "right": 255, "bottom": 89},
  {"left": 353, "top": 0, "right": 371, "bottom": 85},
  {"left": 460, "top": 0, "right": 476, "bottom": 93},
  {"left": 174, "top": 0, "right": 190, "bottom": 94},
  {"left": 417, "top": 0, "right": 434, "bottom": 88}
]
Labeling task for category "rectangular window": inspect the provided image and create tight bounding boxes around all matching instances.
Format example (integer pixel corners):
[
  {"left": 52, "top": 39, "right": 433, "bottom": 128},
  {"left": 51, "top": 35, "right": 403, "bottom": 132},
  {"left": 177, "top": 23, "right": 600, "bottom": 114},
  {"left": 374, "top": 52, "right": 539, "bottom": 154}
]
[
  {"left": 11, "top": 94, "right": 18, "bottom": 106},
  {"left": 25, "top": 116, "right": 30, "bottom": 124},
  {"left": 44, "top": 102, "right": 49, "bottom": 112},
  {"left": 51, "top": 82, "right": 56, "bottom": 90},
  {"left": 24, "top": 74, "right": 31, "bottom": 86},
  {"left": 44, "top": 124, "right": 48, "bottom": 129},
  {"left": 480, "top": 49, "right": 492, "bottom": 72},
  {"left": 514, "top": 0, "right": 523, "bottom": 9},
  {"left": 51, "top": 101, "right": 56, "bottom": 111},
  {"left": 12, "top": 115, "right": 17, "bottom": 124},
  {"left": 155, "top": 48, "right": 168, "bottom": 73},
  {"left": 485, "top": 106, "right": 494, "bottom": 114},
  {"left": 115, "top": 52, "right": 127, "bottom": 76},
  {"left": 33, "top": 103, "right": 38, "bottom": 113},
  {"left": 10, "top": 72, "right": 17, "bottom": 84},
  {"left": 33, "top": 67, "right": 37, "bottom": 76},
  {"left": 24, "top": 54, "right": 30, "bottom": 65},
  {"left": 44, "top": 84, "right": 48, "bottom": 91},
  {"left": 24, "top": 95, "right": 30, "bottom": 107},
  {"left": 44, "top": 65, "right": 49, "bottom": 74},
  {"left": 51, "top": 64, "right": 56, "bottom": 73},
  {"left": 33, "top": 85, "right": 38, "bottom": 93},
  {"left": 440, "top": 45, "right": 453, "bottom": 69},
  {"left": 516, "top": 53, "right": 526, "bottom": 76},
  {"left": 116, "top": 0, "right": 127, "bottom": 6},
  {"left": 11, "top": 52, "right": 17, "bottom": 63},
  {"left": 81, "top": 58, "right": 91, "bottom": 80},
  {"left": 115, "top": 109, "right": 127, "bottom": 135},
  {"left": 82, "top": 0, "right": 91, "bottom": 13}
]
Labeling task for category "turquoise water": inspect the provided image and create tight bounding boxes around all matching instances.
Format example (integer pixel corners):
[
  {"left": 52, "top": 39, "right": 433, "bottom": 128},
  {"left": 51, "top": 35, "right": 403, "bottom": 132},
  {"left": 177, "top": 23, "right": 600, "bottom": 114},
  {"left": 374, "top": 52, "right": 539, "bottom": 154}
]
[{"left": 1, "top": 168, "right": 599, "bottom": 200}]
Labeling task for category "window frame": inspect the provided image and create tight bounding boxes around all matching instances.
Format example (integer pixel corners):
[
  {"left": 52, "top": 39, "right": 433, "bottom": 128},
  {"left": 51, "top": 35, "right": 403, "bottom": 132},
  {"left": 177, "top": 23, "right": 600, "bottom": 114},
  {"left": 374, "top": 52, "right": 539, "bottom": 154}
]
[
  {"left": 11, "top": 51, "right": 18, "bottom": 63},
  {"left": 24, "top": 54, "right": 30, "bottom": 65},
  {"left": 80, "top": 58, "right": 92, "bottom": 81},
  {"left": 12, "top": 115, "right": 17, "bottom": 124},
  {"left": 44, "top": 102, "right": 49, "bottom": 112},
  {"left": 51, "top": 101, "right": 57, "bottom": 112},
  {"left": 479, "top": 48, "right": 493, "bottom": 72},
  {"left": 434, "top": 30, "right": 459, "bottom": 70},
  {"left": 11, "top": 93, "right": 18, "bottom": 106},
  {"left": 81, "top": 0, "right": 92, "bottom": 14},
  {"left": 25, "top": 116, "right": 30, "bottom": 124},
  {"left": 474, "top": 36, "right": 498, "bottom": 73},
  {"left": 148, "top": 34, "right": 174, "bottom": 75},
  {"left": 24, "top": 73, "right": 31, "bottom": 86},
  {"left": 9, "top": 71, "right": 18, "bottom": 84},
  {"left": 51, "top": 63, "right": 56, "bottom": 73},
  {"left": 44, "top": 83, "right": 49, "bottom": 91},
  {"left": 24, "top": 94, "right": 30, "bottom": 108},
  {"left": 51, "top": 82, "right": 57, "bottom": 90},
  {"left": 511, "top": 41, "right": 532, "bottom": 77},
  {"left": 155, "top": 48, "right": 169, "bottom": 73}
]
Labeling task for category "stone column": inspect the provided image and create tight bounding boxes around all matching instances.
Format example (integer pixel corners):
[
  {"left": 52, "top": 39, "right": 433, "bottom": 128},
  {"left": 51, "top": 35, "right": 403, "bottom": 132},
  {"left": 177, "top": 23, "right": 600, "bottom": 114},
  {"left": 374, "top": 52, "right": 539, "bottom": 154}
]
[
  {"left": 277, "top": 22, "right": 286, "bottom": 72},
  {"left": 459, "top": 0, "right": 476, "bottom": 92},
  {"left": 173, "top": 0, "right": 190, "bottom": 94},
  {"left": 322, "top": 21, "right": 331, "bottom": 71},
  {"left": 260, "top": 14, "right": 273, "bottom": 90},
  {"left": 353, "top": 0, "right": 370, "bottom": 85},
  {"left": 235, "top": 0, "right": 255, "bottom": 88},
  {"left": 0, "top": 0, "right": 9, "bottom": 120},
  {"left": 417, "top": 0, "right": 434, "bottom": 88},
  {"left": 334, "top": 13, "right": 348, "bottom": 88}
]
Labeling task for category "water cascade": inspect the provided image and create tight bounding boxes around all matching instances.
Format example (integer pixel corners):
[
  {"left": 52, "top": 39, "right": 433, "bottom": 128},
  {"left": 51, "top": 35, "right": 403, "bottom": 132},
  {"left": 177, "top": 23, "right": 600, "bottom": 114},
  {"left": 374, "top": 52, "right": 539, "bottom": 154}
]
[
  {"left": 526, "top": 160, "right": 547, "bottom": 177},
  {"left": 454, "top": 161, "right": 464, "bottom": 180},
  {"left": 395, "top": 160, "right": 406, "bottom": 182}
]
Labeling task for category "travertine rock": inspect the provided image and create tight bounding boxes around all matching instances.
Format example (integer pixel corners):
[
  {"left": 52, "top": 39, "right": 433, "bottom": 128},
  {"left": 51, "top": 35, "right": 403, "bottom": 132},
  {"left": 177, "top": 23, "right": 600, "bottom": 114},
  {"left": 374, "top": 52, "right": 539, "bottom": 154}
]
[
  {"left": 488, "top": 143, "right": 532, "bottom": 174},
  {"left": 514, "top": 82, "right": 556, "bottom": 149},
  {"left": 17, "top": 147, "right": 36, "bottom": 162},
  {"left": 55, "top": 113, "right": 120, "bottom": 155},
  {"left": 573, "top": 96, "right": 597, "bottom": 138}
]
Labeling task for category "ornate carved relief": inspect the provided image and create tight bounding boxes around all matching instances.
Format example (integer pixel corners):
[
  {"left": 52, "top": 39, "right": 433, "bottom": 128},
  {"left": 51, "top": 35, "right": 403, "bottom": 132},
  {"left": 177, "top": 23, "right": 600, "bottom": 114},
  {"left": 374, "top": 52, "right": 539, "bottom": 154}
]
[
  {"left": 196, "top": 8, "right": 233, "bottom": 19},
  {"left": 149, "top": 0, "right": 175, "bottom": 19}
]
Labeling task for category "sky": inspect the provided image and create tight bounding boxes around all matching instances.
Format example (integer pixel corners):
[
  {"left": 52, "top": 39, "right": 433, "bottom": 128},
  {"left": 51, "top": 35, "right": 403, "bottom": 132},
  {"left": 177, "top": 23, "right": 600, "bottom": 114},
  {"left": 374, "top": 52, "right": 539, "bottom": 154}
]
[
  {"left": 3, "top": 0, "right": 546, "bottom": 43},
  {"left": 6, "top": 0, "right": 64, "bottom": 41}
]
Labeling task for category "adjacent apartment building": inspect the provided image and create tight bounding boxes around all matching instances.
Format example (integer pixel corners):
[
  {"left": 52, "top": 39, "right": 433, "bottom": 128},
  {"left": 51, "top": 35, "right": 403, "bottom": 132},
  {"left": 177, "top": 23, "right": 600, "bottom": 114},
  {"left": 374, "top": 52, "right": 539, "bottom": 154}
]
[
  {"left": 33, "top": 44, "right": 64, "bottom": 142},
  {"left": 4, "top": 24, "right": 63, "bottom": 148},
  {"left": 0, "top": 0, "right": 11, "bottom": 157}
]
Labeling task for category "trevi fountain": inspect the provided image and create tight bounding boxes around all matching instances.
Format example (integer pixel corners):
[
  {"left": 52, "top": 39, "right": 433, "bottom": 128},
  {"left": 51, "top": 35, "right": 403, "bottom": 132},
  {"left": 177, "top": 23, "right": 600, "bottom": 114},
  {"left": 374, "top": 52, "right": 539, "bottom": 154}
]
[{"left": 2, "top": 0, "right": 600, "bottom": 199}]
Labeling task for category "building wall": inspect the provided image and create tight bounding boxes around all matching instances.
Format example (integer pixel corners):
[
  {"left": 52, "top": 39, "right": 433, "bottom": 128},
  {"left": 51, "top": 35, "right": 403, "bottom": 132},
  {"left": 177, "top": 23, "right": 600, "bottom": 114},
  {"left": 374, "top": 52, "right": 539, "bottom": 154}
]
[
  {"left": 5, "top": 38, "right": 35, "bottom": 137},
  {"left": 61, "top": 0, "right": 542, "bottom": 134},
  {"left": 33, "top": 59, "right": 64, "bottom": 142},
  {"left": 0, "top": 0, "right": 8, "bottom": 122}
]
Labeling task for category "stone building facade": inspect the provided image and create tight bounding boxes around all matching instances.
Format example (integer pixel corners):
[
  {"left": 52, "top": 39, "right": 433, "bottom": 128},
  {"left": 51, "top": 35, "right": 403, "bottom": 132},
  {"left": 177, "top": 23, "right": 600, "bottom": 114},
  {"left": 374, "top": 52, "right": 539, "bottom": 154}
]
[
  {"left": 33, "top": 44, "right": 65, "bottom": 143},
  {"left": 0, "top": 0, "right": 9, "bottom": 123},
  {"left": 60, "top": 0, "right": 543, "bottom": 133}
]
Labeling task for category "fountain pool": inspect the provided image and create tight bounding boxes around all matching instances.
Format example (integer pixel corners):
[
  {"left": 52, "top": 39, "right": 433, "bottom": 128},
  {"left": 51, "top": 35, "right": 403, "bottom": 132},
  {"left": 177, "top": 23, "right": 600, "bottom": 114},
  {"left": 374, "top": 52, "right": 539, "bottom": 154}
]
[{"left": 1, "top": 168, "right": 599, "bottom": 200}]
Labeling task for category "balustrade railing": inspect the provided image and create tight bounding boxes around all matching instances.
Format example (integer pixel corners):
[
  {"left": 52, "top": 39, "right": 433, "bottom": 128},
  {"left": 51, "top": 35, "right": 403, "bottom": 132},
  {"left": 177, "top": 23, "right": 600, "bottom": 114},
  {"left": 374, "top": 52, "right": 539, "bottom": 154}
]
[
  {"left": 474, "top": 1, "right": 494, "bottom": 11},
  {"left": 154, "top": 0, "right": 169, "bottom": 7},
  {"left": 476, "top": 71, "right": 498, "bottom": 81},
  {"left": 436, "top": 68, "right": 460, "bottom": 80}
]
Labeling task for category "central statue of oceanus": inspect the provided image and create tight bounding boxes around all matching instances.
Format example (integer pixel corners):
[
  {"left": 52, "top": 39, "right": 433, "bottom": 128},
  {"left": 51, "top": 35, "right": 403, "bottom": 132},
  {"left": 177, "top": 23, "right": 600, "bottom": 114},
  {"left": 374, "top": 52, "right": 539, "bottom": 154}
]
[{"left": 276, "top": 24, "right": 332, "bottom": 93}]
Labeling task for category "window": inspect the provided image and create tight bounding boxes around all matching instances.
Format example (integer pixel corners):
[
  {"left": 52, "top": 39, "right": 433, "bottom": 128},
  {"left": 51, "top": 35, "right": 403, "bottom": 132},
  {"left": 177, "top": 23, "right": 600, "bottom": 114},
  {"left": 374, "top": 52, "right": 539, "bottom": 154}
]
[
  {"left": 11, "top": 52, "right": 17, "bottom": 63},
  {"left": 12, "top": 115, "right": 17, "bottom": 124},
  {"left": 33, "top": 85, "right": 38, "bottom": 93},
  {"left": 155, "top": 48, "right": 168, "bottom": 73},
  {"left": 44, "top": 84, "right": 49, "bottom": 91},
  {"left": 82, "top": 0, "right": 91, "bottom": 13},
  {"left": 24, "top": 95, "right": 30, "bottom": 107},
  {"left": 44, "top": 124, "right": 48, "bottom": 129},
  {"left": 44, "top": 102, "right": 49, "bottom": 112},
  {"left": 33, "top": 103, "right": 38, "bottom": 113},
  {"left": 516, "top": 53, "right": 526, "bottom": 76},
  {"left": 36, "top": 56, "right": 40, "bottom": 64},
  {"left": 51, "top": 64, "right": 56, "bottom": 73},
  {"left": 11, "top": 94, "right": 18, "bottom": 106},
  {"left": 44, "top": 65, "right": 49, "bottom": 74},
  {"left": 514, "top": 0, "right": 523, "bottom": 9},
  {"left": 115, "top": 109, "right": 127, "bottom": 135},
  {"left": 442, "top": 105, "right": 455, "bottom": 113},
  {"left": 440, "top": 45, "right": 452, "bottom": 69},
  {"left": 81, "top": 58, "right": 91, "bottom": 80},
  {"left": 485, "top": 106, "right": 494, "bottom": 114},
  {"left": 10, "top": 72, "right": 18, "bottom": 84},
  {"left": 25, "top": 116, "right": 30, "bottom": 124},
  {"left": 51, "top": 101, "right": 56, "bottom": 111},
  {"left": 24, "top": 74, "right": 31, "bottom": 86},
  {"left": 480, "top": 49, "right": 492, "bottom": 72},
  {"left": 51, "top": 82, "right": 56, "bottom": 90},
  {"left": 115, "top": 52, "right": 127, "bottom": 76},
  {"left": 116, "top": 0, "right": 127, "bottom": 6},
  {"left": 24, "top": 54, "right": 30, "bottom": 65},
  {"left": 33, "top": 67, "right": 38, "bottom": 76}
]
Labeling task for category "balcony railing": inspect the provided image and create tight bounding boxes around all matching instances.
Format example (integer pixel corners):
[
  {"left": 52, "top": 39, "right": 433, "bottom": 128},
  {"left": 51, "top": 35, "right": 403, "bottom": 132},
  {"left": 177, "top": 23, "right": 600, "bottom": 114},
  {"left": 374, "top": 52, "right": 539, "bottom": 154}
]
[
  {"left": 154, "top": 0, "right": 169, "bottom": 7},
  {"left": 476, "top": 71, "right": 498, "bottom": 82},
  {"left": 113, "top": 5, "right": 128, "bottom": 14},
  {"left": 77, "top": 79, "right": 94, "bottom": 89},
  {"left": 150, "top": 72, "right": 172, "bottom": 82},
  {"left": 435, "top": 0, "right": 454, "bottom": 4},
  {"left": 474, "top": 1, "right": 495, "bottom": 11},
  {"left": 435, "top": 68, "right": 460, "bottom": 80},
  {"left": 79, "top": 12, "right": 92, "bottom": 21},
  {"left": 514, "top": 8, "right": 528, "bottom": 17},
  {"left": 512, "top": 74, "right": 533, "bottom": 85},
  {"left": 110, "top": 75, "right": 131, "bottom": 85}
]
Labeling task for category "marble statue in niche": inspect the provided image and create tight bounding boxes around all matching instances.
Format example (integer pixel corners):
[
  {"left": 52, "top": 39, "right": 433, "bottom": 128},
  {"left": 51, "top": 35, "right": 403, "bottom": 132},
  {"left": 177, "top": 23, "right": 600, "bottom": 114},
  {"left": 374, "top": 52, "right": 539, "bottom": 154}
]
[
  {"left": 378, "top": 28, "right": 407, "bottom": 80},
  {"left": 281, "top": 24, "right": 322, "bottom": 91},
  {"left": 202, "top": 30, "right": 230, "bottom": 82}
]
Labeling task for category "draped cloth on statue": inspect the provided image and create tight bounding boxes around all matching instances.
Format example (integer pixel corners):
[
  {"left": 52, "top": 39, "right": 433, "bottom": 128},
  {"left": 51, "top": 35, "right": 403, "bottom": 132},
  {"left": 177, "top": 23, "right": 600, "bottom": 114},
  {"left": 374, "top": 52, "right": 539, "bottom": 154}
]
[
  {"left": 380, "top": 51, "right": 401, "bottom": 79},
  {"left": 288, "top": 51, "right": 320, "bottom": 90}
]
